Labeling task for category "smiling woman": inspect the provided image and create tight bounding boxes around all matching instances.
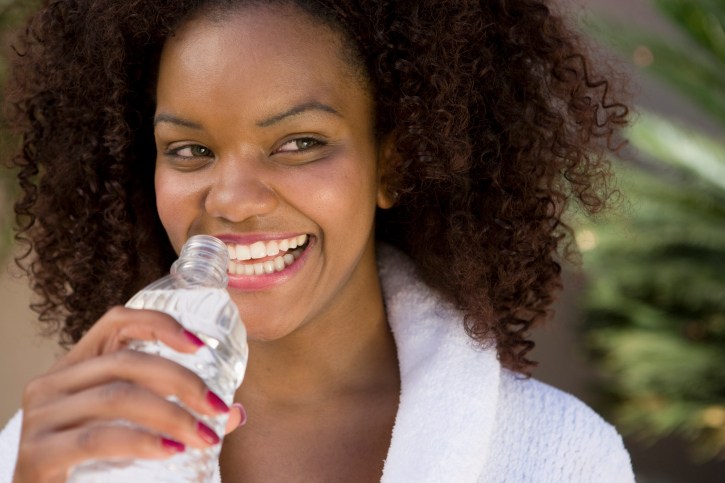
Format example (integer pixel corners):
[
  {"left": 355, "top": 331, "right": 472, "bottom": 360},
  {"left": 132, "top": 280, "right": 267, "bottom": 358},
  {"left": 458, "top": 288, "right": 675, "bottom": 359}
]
[
  {"left": 153, "top": 7, "right": 386, "bottom": 345},
  {"left": 1, "top": 0, "right": 632, "bottom": 482}
]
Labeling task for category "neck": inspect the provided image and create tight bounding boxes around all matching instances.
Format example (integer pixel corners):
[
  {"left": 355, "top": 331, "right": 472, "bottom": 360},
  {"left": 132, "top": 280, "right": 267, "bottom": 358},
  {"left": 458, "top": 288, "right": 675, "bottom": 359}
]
[{"left": 238, "top": 283, "right": 399, "bottom": 406}]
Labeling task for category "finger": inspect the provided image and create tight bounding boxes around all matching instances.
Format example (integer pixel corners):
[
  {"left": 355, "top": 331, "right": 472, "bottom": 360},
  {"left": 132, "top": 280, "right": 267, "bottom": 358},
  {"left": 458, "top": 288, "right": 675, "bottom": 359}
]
[
  {"left": 25, "top": 350, "right": 228, "bottom": 418},
  {"left": 53, "top": 306, "right": 204, "bottom": 371},
  {"left": 16, "top": 424, "right": 185, "bottom": 482},
  {"left": 224, "top": 402, "right": 247, "bottom": 435},
  {"left": 26, "top": 381, "right": 220, "bottom": 449}
]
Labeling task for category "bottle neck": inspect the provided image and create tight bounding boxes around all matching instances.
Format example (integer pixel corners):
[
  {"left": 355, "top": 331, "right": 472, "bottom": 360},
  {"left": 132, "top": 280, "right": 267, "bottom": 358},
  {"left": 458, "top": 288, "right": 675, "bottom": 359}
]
[{"left": 171, "top": 235, "right": 229, "bottom": 288}]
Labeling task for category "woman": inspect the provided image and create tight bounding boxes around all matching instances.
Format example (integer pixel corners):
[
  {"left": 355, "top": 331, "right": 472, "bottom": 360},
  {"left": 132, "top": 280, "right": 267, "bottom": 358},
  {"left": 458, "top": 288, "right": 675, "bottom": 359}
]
[{"left": 0, "top": 0, "right": 633, "bottom": 481}]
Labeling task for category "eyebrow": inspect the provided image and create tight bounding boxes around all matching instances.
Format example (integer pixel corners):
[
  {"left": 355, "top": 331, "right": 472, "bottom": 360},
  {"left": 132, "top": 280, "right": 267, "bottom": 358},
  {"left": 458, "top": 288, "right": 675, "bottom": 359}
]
[
  {"left": 153, "top": 101, "right": 341, "bottom": 130},
  {"left": 153, "top": 113, "right": 202, "bottom": 129},
  {"left": 256, "top": 101, "right": 340, "bottom": 127}
]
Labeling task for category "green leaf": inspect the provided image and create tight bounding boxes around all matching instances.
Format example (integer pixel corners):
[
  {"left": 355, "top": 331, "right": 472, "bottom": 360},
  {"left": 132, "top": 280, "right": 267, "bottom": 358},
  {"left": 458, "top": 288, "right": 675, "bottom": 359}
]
[
  {"left": 584, "top": 16, "right": 725, "bottom": 125},
  {"left": 626, "top": 112, "right": 725, "bottom": 192},
  {"left": 654, "top": 0, "right": 725, "bottom": 63}
]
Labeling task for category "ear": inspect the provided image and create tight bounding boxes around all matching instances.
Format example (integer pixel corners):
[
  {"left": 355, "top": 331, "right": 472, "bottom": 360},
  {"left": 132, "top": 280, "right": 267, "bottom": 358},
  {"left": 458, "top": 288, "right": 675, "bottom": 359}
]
[{"left": 376, "top": 133, "right": 399, "bottom": 209}]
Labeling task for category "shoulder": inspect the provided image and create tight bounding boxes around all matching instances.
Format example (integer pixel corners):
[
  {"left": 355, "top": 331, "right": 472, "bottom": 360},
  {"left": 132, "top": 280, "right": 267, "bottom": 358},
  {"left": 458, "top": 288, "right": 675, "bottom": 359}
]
[{"left": 487, "top": 371, "right": 635, "bottom": 483}]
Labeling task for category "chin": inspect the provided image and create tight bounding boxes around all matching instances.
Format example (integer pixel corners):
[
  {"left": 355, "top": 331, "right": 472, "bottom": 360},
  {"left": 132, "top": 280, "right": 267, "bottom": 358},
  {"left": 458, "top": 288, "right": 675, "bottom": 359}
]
[{"left": 243, "top": 321, "right": 299, "bottom": 344}]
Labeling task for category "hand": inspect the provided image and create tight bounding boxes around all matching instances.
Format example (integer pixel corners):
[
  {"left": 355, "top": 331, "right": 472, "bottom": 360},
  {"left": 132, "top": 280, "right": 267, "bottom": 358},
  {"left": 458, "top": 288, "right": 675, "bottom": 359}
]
[{"left": 12, "top": 306, "right": 246, "bottom": 483}]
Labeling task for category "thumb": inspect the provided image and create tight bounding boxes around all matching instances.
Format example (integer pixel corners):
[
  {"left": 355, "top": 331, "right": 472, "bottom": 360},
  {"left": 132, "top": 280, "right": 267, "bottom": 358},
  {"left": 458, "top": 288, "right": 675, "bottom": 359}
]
[{"left": 224, "top": 402, "right": 247, "bottom": 435}]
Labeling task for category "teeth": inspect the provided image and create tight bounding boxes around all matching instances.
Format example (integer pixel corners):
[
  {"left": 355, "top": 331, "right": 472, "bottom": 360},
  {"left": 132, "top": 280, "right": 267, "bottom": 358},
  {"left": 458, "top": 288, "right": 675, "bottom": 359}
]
[
  {"left": 227, "top": 235, "right": 309, "bottom": 261},
  {"left": 250, "top": 241, "right": 267, "bottom": 259},
  {"left": 236, "top": 244, "right": 251, "bottom": 261},
  {"left": 266, "top": 240, "right": 279, "bottom": 256},
  {"left": 227, "top": 235, "right": 308, "bottom": 276}
]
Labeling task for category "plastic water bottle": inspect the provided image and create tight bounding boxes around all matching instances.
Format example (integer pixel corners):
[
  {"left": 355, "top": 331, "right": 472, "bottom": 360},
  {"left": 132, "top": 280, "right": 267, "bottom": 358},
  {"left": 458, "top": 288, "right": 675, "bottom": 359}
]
[{"left": 69, "top": 235, "right": 248, "bottom": 482}]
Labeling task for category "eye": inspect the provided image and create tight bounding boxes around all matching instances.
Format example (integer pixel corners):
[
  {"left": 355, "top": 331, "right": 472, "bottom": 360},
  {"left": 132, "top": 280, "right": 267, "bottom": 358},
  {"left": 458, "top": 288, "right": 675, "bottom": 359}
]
[
  {"left": 274, "top": 137, "right": 324, "bottom": 154},
  {"left": 168, "top": 144, "right": 214, "bottom": 158}
]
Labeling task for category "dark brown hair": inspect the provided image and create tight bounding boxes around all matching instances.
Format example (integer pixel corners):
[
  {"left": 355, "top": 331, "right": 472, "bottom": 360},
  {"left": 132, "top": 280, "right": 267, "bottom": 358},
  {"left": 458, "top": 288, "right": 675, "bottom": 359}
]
[{"left": 5, "top": 0, "right": 628, "bottom": 373}]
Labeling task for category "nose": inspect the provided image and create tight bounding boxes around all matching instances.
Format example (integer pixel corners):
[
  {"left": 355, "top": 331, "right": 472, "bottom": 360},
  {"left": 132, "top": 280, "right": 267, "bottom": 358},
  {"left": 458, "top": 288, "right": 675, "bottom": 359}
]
[{"left": 204, "top": 154, "right": 279, "bottom": 223}]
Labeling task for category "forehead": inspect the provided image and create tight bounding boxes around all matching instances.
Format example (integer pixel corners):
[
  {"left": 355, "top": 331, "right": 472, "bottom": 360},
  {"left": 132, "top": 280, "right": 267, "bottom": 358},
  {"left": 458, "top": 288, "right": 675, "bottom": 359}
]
[
  {"left": 157, "top": 4, "right": 367, "bottom": 104},
  {"left": 157, "top": 6, "right": 372, "bottom": 122}
]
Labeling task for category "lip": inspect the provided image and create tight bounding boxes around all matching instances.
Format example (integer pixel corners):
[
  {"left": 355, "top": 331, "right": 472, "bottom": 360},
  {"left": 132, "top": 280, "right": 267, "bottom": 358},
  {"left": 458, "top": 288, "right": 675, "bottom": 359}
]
[{"left": 216, "top": 233, "right": 314, "bottom": 291}]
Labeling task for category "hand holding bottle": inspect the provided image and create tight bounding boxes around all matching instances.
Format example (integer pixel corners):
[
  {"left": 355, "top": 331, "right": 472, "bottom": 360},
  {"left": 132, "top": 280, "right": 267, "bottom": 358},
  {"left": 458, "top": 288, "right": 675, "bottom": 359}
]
[{"left": 12, "top": 306, "right": 245, "bottom": 483}]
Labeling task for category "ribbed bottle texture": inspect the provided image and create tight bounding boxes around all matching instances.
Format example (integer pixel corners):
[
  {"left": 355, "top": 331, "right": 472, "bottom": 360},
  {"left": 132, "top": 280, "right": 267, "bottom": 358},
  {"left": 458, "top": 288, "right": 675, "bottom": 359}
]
[{"left": 69, "top": 235, "right": 248, "bottom": 482}]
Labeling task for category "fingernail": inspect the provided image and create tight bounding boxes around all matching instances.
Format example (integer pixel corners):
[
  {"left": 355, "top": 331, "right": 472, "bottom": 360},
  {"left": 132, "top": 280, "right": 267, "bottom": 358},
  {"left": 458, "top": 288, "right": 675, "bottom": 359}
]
[
  {"left": 197, "top": 421, "right": 221, "bottom": 445},
  {"left": 233, "top": 402, "right": 248, "bottom": 427},
  {"left": 161, "top": 437, "right": 185, "bottom": 453},
  {"left": 206, "top": 390, "right": 230, "bottom": 413},
  {"left": 183, "top": 329, "right": 205, "bottom": 348}
]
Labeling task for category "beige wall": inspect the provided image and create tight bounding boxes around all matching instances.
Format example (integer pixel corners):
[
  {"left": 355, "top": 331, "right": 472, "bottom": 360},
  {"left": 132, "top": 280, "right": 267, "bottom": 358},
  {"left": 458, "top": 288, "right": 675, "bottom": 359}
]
[{"left": 0, "top": 260, "right": 58, "bottom": 425}]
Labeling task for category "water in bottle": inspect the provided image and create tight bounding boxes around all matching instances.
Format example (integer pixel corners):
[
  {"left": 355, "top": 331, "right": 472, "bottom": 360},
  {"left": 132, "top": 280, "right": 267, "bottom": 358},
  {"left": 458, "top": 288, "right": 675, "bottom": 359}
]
[{"left": 69, "top": 235, "right": 248, "bottom": 482}]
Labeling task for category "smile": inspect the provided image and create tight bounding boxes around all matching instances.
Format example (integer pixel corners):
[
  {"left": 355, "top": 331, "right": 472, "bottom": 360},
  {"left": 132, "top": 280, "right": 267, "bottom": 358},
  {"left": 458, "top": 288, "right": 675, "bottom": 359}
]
[{"left": 226, "top": 234, "right": 309, "bottom": 276}]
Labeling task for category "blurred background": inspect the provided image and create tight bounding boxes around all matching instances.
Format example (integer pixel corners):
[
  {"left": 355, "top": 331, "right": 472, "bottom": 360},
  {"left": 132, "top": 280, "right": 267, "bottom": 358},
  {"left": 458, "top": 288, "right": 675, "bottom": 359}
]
[{"left": 0, "top": 0, "right": 723, "bottom": 481}]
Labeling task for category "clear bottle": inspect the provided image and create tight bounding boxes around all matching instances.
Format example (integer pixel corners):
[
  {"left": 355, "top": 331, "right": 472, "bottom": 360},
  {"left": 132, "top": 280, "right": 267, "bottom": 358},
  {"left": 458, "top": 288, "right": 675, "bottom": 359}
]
[{"left": 69, "top": 235, "right": 248, "bottom": 482}]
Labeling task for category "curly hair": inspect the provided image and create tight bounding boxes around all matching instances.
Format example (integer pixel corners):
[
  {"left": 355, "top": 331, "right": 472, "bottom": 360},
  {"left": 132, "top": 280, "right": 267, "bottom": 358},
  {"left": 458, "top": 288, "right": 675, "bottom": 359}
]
[{"left": 5, "top": 0, "right": 628, "bottom": 373}]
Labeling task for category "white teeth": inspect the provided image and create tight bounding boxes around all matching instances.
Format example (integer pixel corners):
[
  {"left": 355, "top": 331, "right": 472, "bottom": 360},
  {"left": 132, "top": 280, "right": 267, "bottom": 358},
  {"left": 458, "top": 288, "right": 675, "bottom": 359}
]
[
  {"left": 228, "top": 247, "right": 302, "bottom": 276},
  {"left": 266, "top": 240, "right": 280, "bottom": 256},
  {"left": 250, "top": 241, "right": 267, "bottom": 259},
  {"left": 240, "top": 237, "right": 305, "bottom": 260},
  {"left": 228, "top": 235, "right": 308, "bottom": 261},
  {"left": 236, "top": 245, "right": 251, "bottom": 261},
  {"left": 226, "top": 234, "right": 309, "bottom": 276}
]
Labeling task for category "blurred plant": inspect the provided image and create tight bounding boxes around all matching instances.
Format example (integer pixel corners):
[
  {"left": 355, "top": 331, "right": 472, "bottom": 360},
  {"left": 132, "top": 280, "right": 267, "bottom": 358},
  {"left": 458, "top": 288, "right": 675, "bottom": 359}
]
[
  {"left": 0, "top": 0, "right": 38, "bottom": 263},
  {"left": 579, "top": 0, "right": 725, "bottom": 461}
]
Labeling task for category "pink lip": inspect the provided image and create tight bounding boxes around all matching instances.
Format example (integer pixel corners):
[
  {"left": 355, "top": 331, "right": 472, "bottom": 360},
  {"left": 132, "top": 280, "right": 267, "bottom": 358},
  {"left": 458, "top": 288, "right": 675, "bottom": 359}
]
[{"left": 222, "top": 234, "right": 314, "bottom": 292}]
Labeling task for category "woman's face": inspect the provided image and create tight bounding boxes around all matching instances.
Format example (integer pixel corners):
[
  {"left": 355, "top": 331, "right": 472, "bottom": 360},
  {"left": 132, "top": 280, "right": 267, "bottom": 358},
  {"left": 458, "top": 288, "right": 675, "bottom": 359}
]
[{"left": 154, "top": 5, "right": 389, "bottom": 341}]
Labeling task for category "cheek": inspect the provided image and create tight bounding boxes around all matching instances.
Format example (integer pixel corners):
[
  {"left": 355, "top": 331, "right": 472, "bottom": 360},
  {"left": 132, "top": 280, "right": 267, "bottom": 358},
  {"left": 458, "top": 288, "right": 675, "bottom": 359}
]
[
  {"left": 154, "top": 169, "right": 202, "bottom": 247},
  {"left": 154, "top": 172, "right": 174, "bottom": 226},
  {"left": 292, "top": 155, "right": 378, "bottom": 228}
]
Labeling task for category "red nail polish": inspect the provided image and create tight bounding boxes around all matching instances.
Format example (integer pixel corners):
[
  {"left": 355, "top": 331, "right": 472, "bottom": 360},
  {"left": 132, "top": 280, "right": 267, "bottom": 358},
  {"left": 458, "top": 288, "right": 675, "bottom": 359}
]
[
  {"left": 183, "top": 329, "right": 205, "bottom": 348},
  {"left": 161, "top": 437, "right": 185, "bottom": 453},
  {"left": 206, "top": 390, "right": 230, "bottom": 413},
  {"left": 197, "top": 421, "right": 220, "bottom": 445}
]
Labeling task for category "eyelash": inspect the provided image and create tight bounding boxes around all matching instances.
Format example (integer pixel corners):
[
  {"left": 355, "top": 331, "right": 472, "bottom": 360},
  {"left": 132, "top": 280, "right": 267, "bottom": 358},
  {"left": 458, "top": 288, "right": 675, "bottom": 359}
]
[
  {"left": 165, "top": 136, "right": 326, "bottom": 159},
  {"left": 166, "top": 145, "right": 213, "bottom": 158},
  {"left": 274, "top": 137, "right": 326, "bottom": 154}
]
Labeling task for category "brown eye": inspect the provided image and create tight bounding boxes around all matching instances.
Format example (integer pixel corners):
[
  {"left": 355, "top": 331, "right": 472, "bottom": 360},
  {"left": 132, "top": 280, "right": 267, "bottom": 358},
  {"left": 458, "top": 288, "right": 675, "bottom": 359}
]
[
  {"left": 165, "top": 144, "right": 214, "bottom": 158},
  {"left": 189, "top": 145, "right": 212, "bottom": 157},
  {"left": 276, "top": 137, "right": 323, "bottom": 153},
  {"left": 175, "top": 144, "right": 213, "bottom": 157}
]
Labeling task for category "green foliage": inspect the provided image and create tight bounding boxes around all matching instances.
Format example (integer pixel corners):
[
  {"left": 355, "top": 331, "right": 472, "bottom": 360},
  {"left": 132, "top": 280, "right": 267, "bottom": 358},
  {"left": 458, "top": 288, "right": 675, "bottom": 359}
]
[
  {"left": 0, "top": 0, "right": 39, "bottom": 263},
  {"left": 580, "top": 0, "right": 725, "bottom": 461}
]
